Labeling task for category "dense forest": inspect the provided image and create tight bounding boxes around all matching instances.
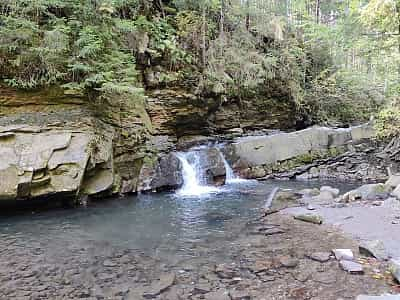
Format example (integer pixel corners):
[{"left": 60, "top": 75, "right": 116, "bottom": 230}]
[{"left": 0, "top": 0, "right": 399, "bottom": 134}]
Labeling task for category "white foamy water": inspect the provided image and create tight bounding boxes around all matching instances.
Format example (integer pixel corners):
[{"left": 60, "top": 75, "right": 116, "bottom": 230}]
[
  {"left": 218, "top": 149, "right": 247, "bottom": 184},
  {"left": 175, "top": 152, "right": 220, "bottom": 197}
]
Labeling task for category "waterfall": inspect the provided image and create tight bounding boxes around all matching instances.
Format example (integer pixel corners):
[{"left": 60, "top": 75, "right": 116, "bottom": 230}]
[
  {"left": 175, "top": 152, "right": 219, "bottom": 197},
  {"left": 218, "top": 149, "right": 245, "bottom": 184}
]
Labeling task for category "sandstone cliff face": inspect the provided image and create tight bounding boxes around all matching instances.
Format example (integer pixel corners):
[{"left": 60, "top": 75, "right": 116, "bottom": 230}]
[
  {"left": 0, "top": 86, "right": 151, "bottom": 202},
  {"left": 146, "top": 89, "right": 297, "bottom": 136},
  {"left": 0, "top": 84, "right": 379, "bottom": 204},
  {"left": 0, "top": 127, "right": 104, "bottom": 200}
]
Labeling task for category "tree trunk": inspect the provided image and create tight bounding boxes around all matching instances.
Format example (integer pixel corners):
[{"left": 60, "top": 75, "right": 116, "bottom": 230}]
[
  {"left": 202, "top": 5, "right": 206, "bottom": 69},
  {"left": 315, "top": 0, "right": 320, "bottom": 24},
  {"left": 246, "top": 0, "right": 250, "bottom": 30},
  {"left": 220, "top": 0, "right": 224, "bottom": 39}
]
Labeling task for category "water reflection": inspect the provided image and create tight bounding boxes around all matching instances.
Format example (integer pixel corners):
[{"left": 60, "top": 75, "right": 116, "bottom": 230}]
[{"left": 0, "top": 180, "right": 357, "bottom": 259}]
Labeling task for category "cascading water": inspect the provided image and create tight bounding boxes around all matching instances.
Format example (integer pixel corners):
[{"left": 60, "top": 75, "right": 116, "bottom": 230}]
[
  {"left": 175, "top": 152, "right": 219, "bottom": 197},
  {"left": 217, "top": 148, "right": 246, "bottom": 184}
]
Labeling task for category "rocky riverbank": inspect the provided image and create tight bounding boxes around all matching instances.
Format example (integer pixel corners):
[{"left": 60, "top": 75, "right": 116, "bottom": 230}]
[{"left": 0, "top": 209, "right": 396, "bottom": 300}]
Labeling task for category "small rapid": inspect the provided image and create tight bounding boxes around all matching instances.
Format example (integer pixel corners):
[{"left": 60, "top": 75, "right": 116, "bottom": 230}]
[
  {"left": 218, "top": 149, "right": 246, "bottom": 184},
  {"left": 175, "top": 146, "right": 247, "bottom": 197},
  {"left": 175, "top": 152, "right": 220, "bottom": 197}
]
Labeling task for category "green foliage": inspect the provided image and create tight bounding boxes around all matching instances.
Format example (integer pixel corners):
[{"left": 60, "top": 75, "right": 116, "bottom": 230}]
[
  {"left": 303, "top": 70, "right": 383, "bottom": 124},
  {"left": 202, "top": 29, "right": 278, "bottom": 97},
  {"left": 0, "top": 0, "right": 143, "bottom": 100},
  {"left": 375, "top": 98, "right": 400, "bottom": 139},
  {"left": 0, "top": 0, "right": 395, "bottom": 129}
]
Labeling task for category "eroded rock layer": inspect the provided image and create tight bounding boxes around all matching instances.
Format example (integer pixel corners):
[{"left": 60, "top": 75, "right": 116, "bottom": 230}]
[{"left": 0, "top": 84, "right": 386, "bottom": 203}]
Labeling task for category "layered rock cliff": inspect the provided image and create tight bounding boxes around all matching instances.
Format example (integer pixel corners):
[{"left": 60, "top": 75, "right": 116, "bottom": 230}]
[{"left": 0, "top": 84, "right": 385, "bottom": 204}]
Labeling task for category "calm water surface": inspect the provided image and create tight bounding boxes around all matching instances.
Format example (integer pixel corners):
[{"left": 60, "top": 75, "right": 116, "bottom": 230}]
[{"left": 0, "top": 180, "right": 356, "bottom": 260}]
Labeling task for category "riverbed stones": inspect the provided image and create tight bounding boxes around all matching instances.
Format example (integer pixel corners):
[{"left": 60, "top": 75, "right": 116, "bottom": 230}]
[
  {"left": 320, "top": 186, "right": 340, "bottom": 197},
  {"left": 294, "top": 214, "right": 323, "bottom": 224},
  {"left": 278, "top": 256, "right": 299, "bottom": 268},
  {"left": 205, "top": 290, "right": 230, "bottom": 300},
  {"left": 215, "top": 264, "right": 238, "bottom": 279},
  {"left": 308, "top": 252, "right": 331, "bottom": 263},
  {"left": 230, "top": 289, "right": 251, "bottom": 300},
  {"left": 359, "top": 240, "right": 389, "bottom": 261},
  {"left": 356, "top": 296, "right": 400, "bottom": 300},
  {"left": 266, "top": 190, "right": 303, "bottom": 214},
  {"left": 341, "top": 184, "right": 388, "bottom": 203},
  {"left": 333, "top": 249, "right": 354, "bottom": 261},
  {"left": 143, "top": 273, "right": 176, "bottom": 298},
  {"left": 339, "top": 260, "right": 364, "bottom": 274}
]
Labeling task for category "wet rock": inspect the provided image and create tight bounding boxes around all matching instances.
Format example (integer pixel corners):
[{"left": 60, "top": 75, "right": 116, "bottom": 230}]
[
  {"left": 339, "top": 260, "right": 364, "bottom": 274},
  {"left": 137, "top": 153, "right": 183, "bottom": 192},
  {"left": 204, "top": 212, "right": 233, "bottom": 224},
  {"left": 205, "top": 290, "right": 231, "bottom": 300},
  {"left": 308, "top": 252, "right": 331, "bottom": 263},
  {"left": 266, "top": 190, "right": 302, "bottom": 214},
  {"left": 230, "top": 290, "right": 251, "bottom": 300},
  {"left": 198, "top": 148, "right": 227, "bottom": 185},
  {"left": 333, "top": 249, "right": 354, "bottom": 261},
  {"left": 143, "top": 273, "right": 175, "bottom": 298},
  {"left": 359, "top": 240, "right": 389, "bottom": 261},
  {"left": 294, "top": 214, "right": 323, "bottom": 225}
]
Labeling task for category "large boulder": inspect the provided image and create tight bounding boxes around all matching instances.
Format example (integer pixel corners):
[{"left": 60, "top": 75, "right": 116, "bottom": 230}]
[
  {"left": 0, "top": 126, "right": 114, "bottom": 201},
  {"left": 341, "top": 184, "right": 388, "bottom": 202},
  {"left": 197, "top": 148, "right": 227, "bottom": 185},
  {"left": 222, "top": 124, "right": 375, "bottom": 178},
  {"left": 137, "top": 153, "right": 183, "bottom": 192}
]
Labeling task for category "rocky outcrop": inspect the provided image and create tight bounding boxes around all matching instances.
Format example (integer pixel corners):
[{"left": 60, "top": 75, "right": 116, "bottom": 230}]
[
  {"left": 222, "top": 124, "right": 382, "bottom": 180},
  {"left": 0, "top": 125, "right": 114, "bottom": 201},
  {"left": 137, "top": 153, "right": 183, "bottom": 192},
  {"left": 146, "top": 89, "right": 297, "bottom": 136},
  {"left": 0, "top": 83, "right": 383, "bottom": 203},
  {"left": 0, "top": 86, "right": 152, "bottom": 203}
]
